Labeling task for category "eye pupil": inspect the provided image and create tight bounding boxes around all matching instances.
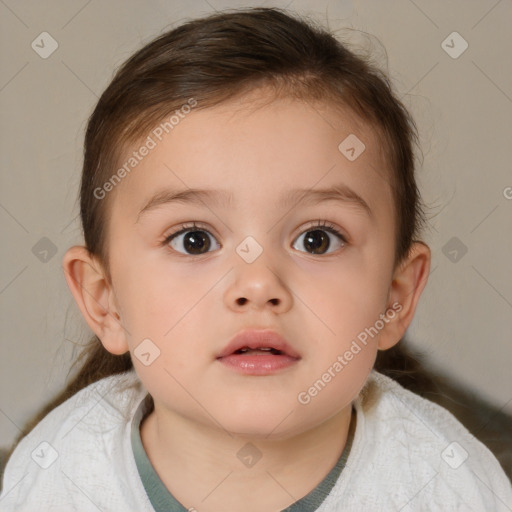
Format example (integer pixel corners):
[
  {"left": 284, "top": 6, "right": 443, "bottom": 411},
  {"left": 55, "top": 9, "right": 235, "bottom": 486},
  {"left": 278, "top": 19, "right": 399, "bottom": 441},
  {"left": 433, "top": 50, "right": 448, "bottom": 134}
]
[
  {"left": 304, "top": 230, "right": 330, "bottom": 254},
  {"left": 184, "top": 230, "right": 210, "bottom": 254},
  {"left": 170, "top": 224, "right": 342, "bottom": 256}
]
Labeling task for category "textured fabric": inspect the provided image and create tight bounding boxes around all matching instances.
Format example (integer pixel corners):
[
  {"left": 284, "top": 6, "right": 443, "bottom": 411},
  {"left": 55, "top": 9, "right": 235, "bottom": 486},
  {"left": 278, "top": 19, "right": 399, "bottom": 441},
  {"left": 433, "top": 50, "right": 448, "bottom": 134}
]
[
  {"left": 1, "top": 369, "right": 511, "bottom": 511},
  {"left": 131, "top": 396, "right": 356, "bottom": 511}
]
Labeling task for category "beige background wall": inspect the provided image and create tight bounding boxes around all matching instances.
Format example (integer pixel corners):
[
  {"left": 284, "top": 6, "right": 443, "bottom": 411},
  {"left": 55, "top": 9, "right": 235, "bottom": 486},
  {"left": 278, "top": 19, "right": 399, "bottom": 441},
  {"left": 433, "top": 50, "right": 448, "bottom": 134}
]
[{"left": 1, "top": 0, "right": 511, "bottom": 448}]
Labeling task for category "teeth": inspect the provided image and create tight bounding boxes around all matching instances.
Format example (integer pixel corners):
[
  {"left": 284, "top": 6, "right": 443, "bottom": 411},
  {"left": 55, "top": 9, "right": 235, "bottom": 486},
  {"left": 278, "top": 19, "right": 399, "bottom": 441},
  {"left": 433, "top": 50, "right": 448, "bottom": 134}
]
[
  {"left": 238, "top": 347, "right": 272, "bottom": 352},
  {"left": 236, "top": 347, "right": 281, "bottom": 355}
]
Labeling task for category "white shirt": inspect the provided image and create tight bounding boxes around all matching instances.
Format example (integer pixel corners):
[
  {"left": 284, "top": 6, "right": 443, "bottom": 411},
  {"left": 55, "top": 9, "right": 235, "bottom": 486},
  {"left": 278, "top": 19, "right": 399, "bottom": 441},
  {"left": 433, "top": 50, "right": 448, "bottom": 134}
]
[{"left": 1, "top": 369, "right": 511, "bottom": 511}]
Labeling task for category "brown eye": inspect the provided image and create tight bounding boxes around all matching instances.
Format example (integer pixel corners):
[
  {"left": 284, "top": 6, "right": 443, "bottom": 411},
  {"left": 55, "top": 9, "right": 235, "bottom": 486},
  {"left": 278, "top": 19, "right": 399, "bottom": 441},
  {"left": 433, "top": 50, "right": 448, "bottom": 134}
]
[
  {"left": 292, "top": 224, "right": 346, "bottom": 255},
  {"left": 303, "top": 230, "right": 330, "bottom": 254},
  {"left": 166, "top": 228, "right": 220, "bottom": 255}
]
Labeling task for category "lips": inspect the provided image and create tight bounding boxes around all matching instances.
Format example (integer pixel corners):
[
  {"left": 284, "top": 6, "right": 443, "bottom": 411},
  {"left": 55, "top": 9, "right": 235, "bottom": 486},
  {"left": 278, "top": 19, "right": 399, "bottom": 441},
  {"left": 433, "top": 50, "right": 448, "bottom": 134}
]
[{"left": 216, "top": 329, "right": 301, "bottom": 360}]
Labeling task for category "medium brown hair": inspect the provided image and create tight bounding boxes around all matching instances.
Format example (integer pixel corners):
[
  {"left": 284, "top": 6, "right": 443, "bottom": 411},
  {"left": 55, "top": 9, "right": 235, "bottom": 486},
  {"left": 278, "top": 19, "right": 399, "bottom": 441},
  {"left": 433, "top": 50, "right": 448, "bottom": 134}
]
[{"left": 9, "top": 7, "right": 432, "bottom": 455}]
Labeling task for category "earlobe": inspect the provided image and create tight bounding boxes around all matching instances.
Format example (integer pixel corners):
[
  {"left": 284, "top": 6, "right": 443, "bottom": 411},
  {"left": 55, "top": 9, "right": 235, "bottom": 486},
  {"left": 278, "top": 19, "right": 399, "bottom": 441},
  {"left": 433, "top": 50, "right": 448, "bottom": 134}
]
[
  {"left": 378, "top": 242, "right": 431, "bottom": 350},
  {"left": 61, "top": 246, "right": 129, "bottom": 355}
]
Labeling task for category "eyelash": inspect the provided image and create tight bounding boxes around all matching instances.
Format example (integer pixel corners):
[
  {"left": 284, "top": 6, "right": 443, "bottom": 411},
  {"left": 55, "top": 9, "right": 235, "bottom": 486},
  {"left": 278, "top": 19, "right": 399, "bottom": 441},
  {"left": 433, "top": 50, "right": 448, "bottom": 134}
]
[
  {"left": 299, "top": 220, "right": 348, "bottom": 244},
  {"left": 161, "top": 220, "right": 348, "bottom": 255}
]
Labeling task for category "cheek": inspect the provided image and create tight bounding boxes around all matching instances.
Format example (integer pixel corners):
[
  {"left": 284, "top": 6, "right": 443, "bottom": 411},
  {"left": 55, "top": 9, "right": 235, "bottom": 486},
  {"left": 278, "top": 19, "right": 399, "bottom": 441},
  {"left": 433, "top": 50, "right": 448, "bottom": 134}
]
[
  {"left": 293, "top": 251, "right": 389, "bottom": 385},
  {"left": 296, "top": 257, "right": 389, "bottom": 333},
  {"left": 292, "top": 337, "right": 376, "bottom": 435},
  {"left": 113, "top": 253, "right": 194, "bottom": 329},
  {"left": 116, "top": 267, "right": 216, "bottom": 369}
]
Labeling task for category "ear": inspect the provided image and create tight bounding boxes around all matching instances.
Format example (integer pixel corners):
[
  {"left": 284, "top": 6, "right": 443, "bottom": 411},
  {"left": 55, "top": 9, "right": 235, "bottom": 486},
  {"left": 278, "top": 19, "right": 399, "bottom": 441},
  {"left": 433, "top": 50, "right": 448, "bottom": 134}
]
[
  {"left": 61, "top": 245, "right": 129, "bottom": 355},
  {"left": 378, "top": 242, "right": 431, "bottom": 351}
]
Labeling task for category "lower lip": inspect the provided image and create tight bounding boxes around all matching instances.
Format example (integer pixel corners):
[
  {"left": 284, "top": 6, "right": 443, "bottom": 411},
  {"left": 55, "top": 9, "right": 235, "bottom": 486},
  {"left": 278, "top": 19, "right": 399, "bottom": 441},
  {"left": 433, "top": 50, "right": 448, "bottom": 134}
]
[{"left": 217, "top": 354, "right": 300, "bottom": 375}]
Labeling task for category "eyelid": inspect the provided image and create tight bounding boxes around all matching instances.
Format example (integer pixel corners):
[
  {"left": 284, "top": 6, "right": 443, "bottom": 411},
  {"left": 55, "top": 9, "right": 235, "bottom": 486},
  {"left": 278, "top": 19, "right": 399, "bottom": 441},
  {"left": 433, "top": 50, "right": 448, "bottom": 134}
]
[
  {"left": 162, "top": 220, "right": 347, "bottom": 240},
  {"left": 162, "top": 221, "right": 219, "bottom": 245},
  {"left": 304, "top": 219, "right": 346, "bottom": 235},
  {"left": 293, "top": 220, "right": 348, "bottom": 254},
  {"left": 297, "top": 219, "right": 349, "bottom": 244},
  {"left": 162, "top": 219, "right": 349, "bottom": 257}
]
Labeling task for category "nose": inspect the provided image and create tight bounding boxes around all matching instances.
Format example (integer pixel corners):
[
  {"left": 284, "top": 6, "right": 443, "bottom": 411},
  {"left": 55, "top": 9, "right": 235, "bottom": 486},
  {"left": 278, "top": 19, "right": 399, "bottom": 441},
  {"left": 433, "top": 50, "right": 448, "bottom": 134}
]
[{"left": 225, "top": 255, "right": 293, "bottom": 313}]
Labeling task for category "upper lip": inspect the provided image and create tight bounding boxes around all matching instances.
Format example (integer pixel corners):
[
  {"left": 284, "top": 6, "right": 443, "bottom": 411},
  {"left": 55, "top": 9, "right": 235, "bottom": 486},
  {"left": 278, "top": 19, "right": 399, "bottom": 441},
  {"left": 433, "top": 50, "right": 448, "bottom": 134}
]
[{"left": 217, "top": 329, "right": 301, "bottom": 359}]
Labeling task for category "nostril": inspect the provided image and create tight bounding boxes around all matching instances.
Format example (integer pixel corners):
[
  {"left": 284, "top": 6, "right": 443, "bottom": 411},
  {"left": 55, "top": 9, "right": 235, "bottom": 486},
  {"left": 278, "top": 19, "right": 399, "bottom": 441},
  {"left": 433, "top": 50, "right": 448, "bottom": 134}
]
[{"left": 235, "top": 297, "right": 279, "bottom": 306}]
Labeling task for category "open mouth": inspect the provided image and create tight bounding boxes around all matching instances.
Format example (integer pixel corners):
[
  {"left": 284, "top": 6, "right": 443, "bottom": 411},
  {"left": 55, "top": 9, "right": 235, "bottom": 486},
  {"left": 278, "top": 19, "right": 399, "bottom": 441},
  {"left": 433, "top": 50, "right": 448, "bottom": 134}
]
[
  {"left": 216, "top": 329, "right": 301, "bottom": 374},
  {"left": 218, "top": 345, "right": 299, "bottom": 375},
  {"left": 233, "top": 347, "right": 284, "bottom": 355}
]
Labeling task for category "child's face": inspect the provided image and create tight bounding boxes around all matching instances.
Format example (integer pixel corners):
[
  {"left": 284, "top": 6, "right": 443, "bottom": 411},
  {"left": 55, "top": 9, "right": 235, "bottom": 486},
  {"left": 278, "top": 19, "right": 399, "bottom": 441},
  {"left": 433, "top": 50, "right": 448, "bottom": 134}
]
[{"left": 106, "top": 90, "right": 401, "bottom": 436}]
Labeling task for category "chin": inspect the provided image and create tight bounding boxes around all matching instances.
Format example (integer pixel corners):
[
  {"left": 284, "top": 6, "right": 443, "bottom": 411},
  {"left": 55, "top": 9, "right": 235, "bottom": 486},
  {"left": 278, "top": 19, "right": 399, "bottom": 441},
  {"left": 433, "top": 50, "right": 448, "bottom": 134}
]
[
  {"left": 226, "top": 419, "right": 297, "bottom": 440},
  {"left": 218, "top": 405, "right": 313, "bottom": 441}
]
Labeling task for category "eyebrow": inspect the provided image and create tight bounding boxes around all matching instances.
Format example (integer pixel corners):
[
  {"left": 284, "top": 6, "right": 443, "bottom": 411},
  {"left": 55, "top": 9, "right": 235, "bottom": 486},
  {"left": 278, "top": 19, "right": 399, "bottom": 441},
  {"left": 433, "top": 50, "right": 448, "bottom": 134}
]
[{"left": 136, "top": 183, "right": 372, "bottom": 223}]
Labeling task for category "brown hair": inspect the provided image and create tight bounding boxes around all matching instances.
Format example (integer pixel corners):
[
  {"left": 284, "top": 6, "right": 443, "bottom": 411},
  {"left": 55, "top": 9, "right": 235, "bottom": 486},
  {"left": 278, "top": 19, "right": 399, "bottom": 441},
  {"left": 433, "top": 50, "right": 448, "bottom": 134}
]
[{"left": 8, "top": 7, "right": 433, "bottom": 456}]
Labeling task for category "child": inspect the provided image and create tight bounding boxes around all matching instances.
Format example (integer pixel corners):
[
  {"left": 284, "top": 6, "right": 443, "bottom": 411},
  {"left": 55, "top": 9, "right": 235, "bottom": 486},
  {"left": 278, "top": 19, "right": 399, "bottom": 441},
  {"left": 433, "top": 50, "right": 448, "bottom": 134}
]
[{"left": 1, "top": 7, "right": 511, "bottom": 511}]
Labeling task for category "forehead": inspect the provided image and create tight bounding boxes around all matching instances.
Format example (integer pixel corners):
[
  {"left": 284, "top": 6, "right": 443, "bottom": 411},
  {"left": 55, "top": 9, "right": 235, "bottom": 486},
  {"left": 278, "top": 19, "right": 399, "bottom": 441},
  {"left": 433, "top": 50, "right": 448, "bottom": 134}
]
[{"left": 110, "top": 92, "right": 394, "bottom": 223}]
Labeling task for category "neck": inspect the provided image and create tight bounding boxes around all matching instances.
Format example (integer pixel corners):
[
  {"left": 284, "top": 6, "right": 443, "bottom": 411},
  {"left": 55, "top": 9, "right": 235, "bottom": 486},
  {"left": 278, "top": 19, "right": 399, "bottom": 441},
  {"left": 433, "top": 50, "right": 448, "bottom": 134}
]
[{"left": 140, "top": 401, "right": 354, "bottom": 512}]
